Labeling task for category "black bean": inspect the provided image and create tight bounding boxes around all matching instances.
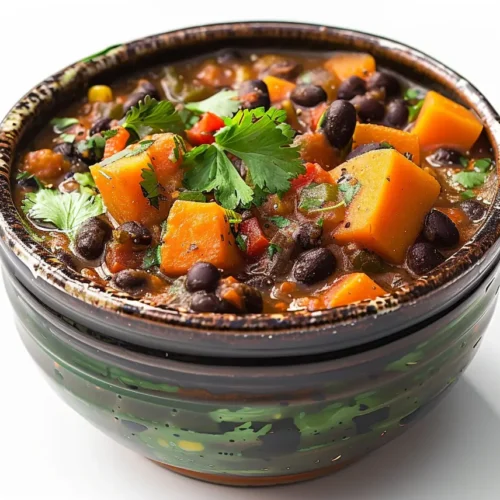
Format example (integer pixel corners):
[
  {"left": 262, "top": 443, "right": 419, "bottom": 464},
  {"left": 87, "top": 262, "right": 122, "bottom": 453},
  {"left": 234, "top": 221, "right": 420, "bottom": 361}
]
[
  {"left": 186, "top": 262, "right": 221, "bottom": 293},
  {"left": 116, "top": 221, "right": 152, "bottom": 249},
  {"left": 190, "top": 292, "right": 221, "bottom": 313},
  {"left": 357, "top": 97, "right": 385, "bottom": 123},
  {"left": 423, "top": 210, "right": 460, "bottom": 248},
  {"left": 385, "top": 99, "right": 409, "bottom": 128},
  {"left": 406, "top": 242, "right": 445, "bottom": 275},
  {"left": 293, "top": 248, "right": 336, "bottom": 284},
  {"left": 337, "top": 76, "right": 366, "bottom": 100},
  {"left": 459, "top": 200, "right": 487, "bottom": 222},
  {"left": 366, "top": 72, "right": 401, "bottom": 99},
  {"left": 245, "top": 276, "right": 275, "bottom": 290},
  {"left": 323, "top": 100, "right": 357, "bottom": 149},
  {"left": 346, "top": 142, "right": 386, "bottom": 161},
  {"left": 74, "top": 217, "right": 112, "bottom": 260},
  {"left": 216, "top": 49, "right": 242, "bottom": 64},
  {"left": 264, "top": 60, "right": 303, "bottom": 81},
  {"left": 112, "top": 270, "right": 150, "bottom": 296},
  {"left": 238, "top": 80, "right": 271, "bottom": 110},
  {"left": 90, "top": 117, "right": 112, "bottom": 136},
  {"left": 53, "top": 142, "right": 74, "bottom": 158},
  {"left": 292, "top": 222, "right": 322, "bottom": 250},
  {"left": 430, "top": 148, "right": 463, "bottom": 166},
  {"left": 290, "top": 85, "right": 327, "bottom": 107}
]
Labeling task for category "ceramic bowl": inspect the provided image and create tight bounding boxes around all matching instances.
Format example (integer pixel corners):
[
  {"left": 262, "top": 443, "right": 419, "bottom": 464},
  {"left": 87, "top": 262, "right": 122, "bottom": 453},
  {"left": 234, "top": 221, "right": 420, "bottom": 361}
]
[{"left": 1, "top": 22, "right": 500, "bottom": 486}]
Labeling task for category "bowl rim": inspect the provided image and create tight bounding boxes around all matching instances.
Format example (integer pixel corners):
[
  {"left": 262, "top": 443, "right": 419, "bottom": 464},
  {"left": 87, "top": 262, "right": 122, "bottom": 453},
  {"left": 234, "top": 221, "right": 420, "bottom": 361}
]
[{"left": 1, "top": 20, "right": 500, "bottom": 334}]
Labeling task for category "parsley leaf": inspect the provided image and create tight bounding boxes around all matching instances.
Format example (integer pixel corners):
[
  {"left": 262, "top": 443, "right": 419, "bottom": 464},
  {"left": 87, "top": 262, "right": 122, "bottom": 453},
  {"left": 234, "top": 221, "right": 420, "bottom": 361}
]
[
  {"left": 453, "top": 171, "right": 487, "bottom": 189},
  {"left": 50, "top": 117, "right": 79, "bottom": 132},
  {"left": 461, "top": 189, "right": 476, "bottom": 200},
  {"left": 268, "top": 243, "right": 281, "bottom": 258},
  {"left": 102, "top": 129, "right": 118, "bottom": 140},
  {"left": 142, "top": 246, "right": 162, "bottom": 269},
  {"left": 339, "top": 182, "right": 361, "bottom": 205},
  {"left": 140, "top": 163, "right": 163, "bottom": 209},
  {"left": 474, "top": 158, "right": 493, "bottom": 173},
  {"left": 268, "top": 216, "right": 290, "bottom": 228},
  {"left": 177, "top": 191, "right": 207, "bottom": 202},
  {"left": 99, "top": 139, "right": 155, "bottom": 168},
  {"left": 81, "top": 44, "right": 122, "bottom": 63},
  {"left": 121, "top": 96, "right": 184, "bottom": 138},
  {"left": 22, "top": 188, "right": 105, "bottom": 239},
  {"left": 236, "top": 234, "right": 248, "bottom": 252},
  {"left": 185, "top": 90, "right": 241, "bottom": 117}
]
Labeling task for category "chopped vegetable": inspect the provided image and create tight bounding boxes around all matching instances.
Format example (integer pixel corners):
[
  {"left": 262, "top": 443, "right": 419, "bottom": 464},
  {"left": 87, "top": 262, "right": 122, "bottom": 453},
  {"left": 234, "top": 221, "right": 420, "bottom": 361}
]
[
  {"left": 332, "top": 149, "right": 441, "bottom": 263},
  {"left": 268, "top": 216, "right": 290, "bottom": 228},
  {"left": 268, "top": 243, "right": 281, "bottom": 258},
  {"left": 74, "top": 172, "right": 97, "bottom": 195},
  {"left": 322, "top": 273, "right": 386, "bottom": 308},
  {"left": 298, "top": 183, "right": 338, "bottom": 212},
  {"left": 352, "top": 123, "right": 421, "bottom": 165},
  {"left": 88, "top": 85, "right": 113, "bottom": 103},
  {"left": 102, "top": 127, "right": 130, "bottom": 159},
  {"left": 185, "top": 112, "right": 225, "bottom": 146},
  {"left": 22, "top": 187, "right": 105, "bottom": 240},
  {"left": 239, "top": 218, "right": 270, "bottom": 257},
  {"left": 453, "top": 171, "right": 487, "bottom": 189},
  {"left": 262, "top": 76, "right": 296, "bottom": 103},
  {"left": 324, "top": 52, "right": 376, "bottom": 81},
  {"left": 160, "top": 201, "right": 242, "bottom": 276},
  {"left": 143, "top": 245, "right": 162, "bottom": 269},
  {"left": 413, "top": 91, "right": 483, "bottom": 152}
]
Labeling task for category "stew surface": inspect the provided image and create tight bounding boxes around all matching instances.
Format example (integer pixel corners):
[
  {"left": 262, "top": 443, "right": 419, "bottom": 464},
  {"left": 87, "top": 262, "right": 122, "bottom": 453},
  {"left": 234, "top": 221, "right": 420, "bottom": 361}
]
[{"left": 13, "top": 49, "right": 495, "bottom": 314}]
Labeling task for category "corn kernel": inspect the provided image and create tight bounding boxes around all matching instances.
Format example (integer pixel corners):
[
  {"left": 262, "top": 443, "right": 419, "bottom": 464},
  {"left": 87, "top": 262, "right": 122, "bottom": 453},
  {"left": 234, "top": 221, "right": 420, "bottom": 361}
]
[{"left": 88, "top": 85, "right": 113, "bottom": 103}]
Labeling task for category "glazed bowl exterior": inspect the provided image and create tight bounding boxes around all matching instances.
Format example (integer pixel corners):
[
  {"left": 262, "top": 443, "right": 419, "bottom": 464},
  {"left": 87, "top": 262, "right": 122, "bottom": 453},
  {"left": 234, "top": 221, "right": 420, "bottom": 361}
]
[{"left": 1, "top": 22, "right": 500, "bottom": 485}]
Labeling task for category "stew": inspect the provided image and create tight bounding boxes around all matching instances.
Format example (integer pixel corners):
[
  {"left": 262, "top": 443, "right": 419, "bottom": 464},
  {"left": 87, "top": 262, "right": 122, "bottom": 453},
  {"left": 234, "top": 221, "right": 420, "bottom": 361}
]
[{"left": 13, "top": 49, "right": 495, "bottom": 314}]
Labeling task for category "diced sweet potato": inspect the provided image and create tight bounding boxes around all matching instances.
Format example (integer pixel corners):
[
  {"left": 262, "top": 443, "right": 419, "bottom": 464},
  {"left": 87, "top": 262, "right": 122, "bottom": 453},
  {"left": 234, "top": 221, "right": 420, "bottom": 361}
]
[
  {"left": 103, "top": 127, "right": 130, "bottom": 159},
  {"left": 353, "top": 123, "right": 421, "bottom": 165},
  {"left": 297, "top": 132, "right": 341, "bottom": 170},
  {"left": 263, "top": 76, "right": 296, "bottom": 103},
  {"left": 322, "top": 273, "right": 386, "bottom": 308},
  {"left": 160, "top": 201, "right": 242, "bottom": 276},
  {"left": 413, "top": 91, "right": 483, "bottom": 152},
  {"left": 324, "top": 52, "right": 376, "bottom": 81},
  {"left": 331, "top": 149, "right": 441, "bottom": 263},
  {"left": 90, "top": 133, "right": 182, "bottom": 227}
]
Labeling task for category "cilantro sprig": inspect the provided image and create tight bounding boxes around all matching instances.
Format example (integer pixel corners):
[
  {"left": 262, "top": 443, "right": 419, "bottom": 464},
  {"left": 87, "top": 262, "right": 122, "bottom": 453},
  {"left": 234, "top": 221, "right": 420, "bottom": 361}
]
[
  {"left": 121, "top": 96, "right": 184, "bottom": 138},
  {"left": 22, "top": 188, "right": 105, "bottom": 239},
  {"left": 185, "top": 90, "right": 241, "bottom": 117},
  {"left": 140, "top": 163, "right": 163, "bottom": 209},
  {"left": 183, "top": 107, "right": 303, "bottom": 209}
]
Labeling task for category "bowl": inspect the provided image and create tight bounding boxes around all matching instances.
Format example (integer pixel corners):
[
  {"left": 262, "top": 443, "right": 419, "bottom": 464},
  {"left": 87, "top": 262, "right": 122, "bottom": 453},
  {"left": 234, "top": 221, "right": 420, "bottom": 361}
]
[{"left": 1, "top": 22, "right": 500, "bottom": 486}]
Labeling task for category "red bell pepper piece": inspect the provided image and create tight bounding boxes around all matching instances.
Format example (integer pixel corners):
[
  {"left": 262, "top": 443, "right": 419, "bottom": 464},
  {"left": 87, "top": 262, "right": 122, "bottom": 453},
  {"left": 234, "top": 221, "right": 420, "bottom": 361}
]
[
  {"left": 239, "top": 218, "right": 269, "bottom": 258},
  {"left": 291, "top": 162, "right": 333, "bottom": 191},
  {"left": 186, "top": 112, "right": 225, "bottom": 146}
]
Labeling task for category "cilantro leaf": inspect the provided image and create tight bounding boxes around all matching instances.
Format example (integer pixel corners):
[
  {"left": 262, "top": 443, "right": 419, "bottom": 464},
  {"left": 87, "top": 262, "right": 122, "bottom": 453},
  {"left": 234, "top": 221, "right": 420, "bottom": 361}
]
[
  {"left": 140, "top": 163, "right": 163, "bottom": 209},
  {"left": 404, "top": 88, "right": 423, "bottom": 101},
  {"left": 408, "top": 100, "right": 424, "bottom": 122},
  {"left": 50, "top": 117, "right": 78, "bottom": 132},
  {"left": 459, "top": 156, "right": 469, "bottom": 168},
  {"left": 235, "top": 234, "right": 247, "bottom": 252},
  {"left": 177, "top": 191, "right": 207, "bottom": 202},
  {"left": 99, "top": 139, "right": 155, "bottom": 168},
  {"left": 185, "top": 90, "right": 241, "bottom": 117},
  {"left": 102, "top": 129, "right": 118, "bottom": 140},
  {"left": 268, "top": 243, "right": 281, "bottom": 258},
  {"left": 339, "top": 182, "right": 361, "bottom": 205},
  {"left": 474, "top": 158, "right": 493, "bottom": 173},
  {"left": 453, "top": 171, "right": 487, "bottom": 189},
  {"left": 268, "top": 216, "right": 290, "bottom": 228},
  {"left": 22, "top": 188, "right": 105, "bottom": 239},
  {"left": 299, "top": 197, "right": 323, "bottom": 211},
  {"left": 316, "top": 217, "right": 324, "bottom": 228},
  {"left": 142, "top": 246, "right": 162, "bottom": 269},
  {"left": 74, "top": 172, "right": 97, "bottom": 195},
  {"left": 77, "top": 135, "right": 106, "bottom": 161},
  {"left": 81, "top": 44, "right": 122, "bottom": 63},
  {"left": 60, "top": 133, "right": 76, "bottom": 143},
  {"left": 461, "top": 189, "right": 476, "bottom": 200},
  {"left": 121, "top": 96, "right": 184, "bottom": 138}
]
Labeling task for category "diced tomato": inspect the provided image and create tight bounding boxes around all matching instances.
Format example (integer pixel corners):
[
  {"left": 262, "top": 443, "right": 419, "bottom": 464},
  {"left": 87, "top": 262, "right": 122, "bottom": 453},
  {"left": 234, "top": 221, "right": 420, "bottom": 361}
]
[
  {"left": 105, "top": 241, "right": 144, "bottom": 273},
  {"left": 103, "top": 127, "right": 130, "bottom": 159},
  {"left": 239, "top": 218, "right": 270, "bottom": 258},
  {"left": 186, "top": 112, "right": 225, "bottom": 146},
  {"left": 291, "top": 162, "right": 333, "bottom": 191}
]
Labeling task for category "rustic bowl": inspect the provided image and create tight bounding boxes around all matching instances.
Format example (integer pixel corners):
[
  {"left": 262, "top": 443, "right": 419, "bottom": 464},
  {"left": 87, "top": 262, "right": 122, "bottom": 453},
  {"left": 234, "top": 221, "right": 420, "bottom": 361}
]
[{"left": 1, "top": 22, "right": 500, "bottom": 486}]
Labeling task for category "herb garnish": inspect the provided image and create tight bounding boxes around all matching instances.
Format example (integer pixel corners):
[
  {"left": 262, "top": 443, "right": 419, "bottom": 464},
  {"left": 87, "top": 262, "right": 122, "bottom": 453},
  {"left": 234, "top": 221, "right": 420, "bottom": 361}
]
[
  {"left": 461, "top": 189, "right": 476, "bottom": 200},
  {"left": 143, "top": 245, "right": 162, "bottom": 269},
  {"left": 185, "top": 90, "right": 241, "bottom": 117},
  {"left": 60, "top": 133, "right": 76, "bottom": 144},
  {"left": 22, "top": 188, "right": 105, "bottom": 239},
  {"left": 102, "top": 129, "right": 119, "bottom": 140},
  {"left": 235, "top": 234, "right": 248, "bottom": 252},
  {"left": 74, "top": 172, "right": 97, "bottom": 195},
  {"left": 459, "top": 156, "right": 469, "bottom": 168},
  {"left": 223, "top": 208, "right": 243, "bottom": 224},
  {"left": 474, "top": 158, "right": 493, "bottom": 173},
  {"left": 50, "top": 117, "right": 79, "bottom": 133},
  {"left": 408, "top": 100, "right": 424, "bottom": 122},
  {"left": 268, "top": 243, "right": 281, "bottom": 258},
  {"left": 120, "top": 96, "right": 184, "bottom": 138},
  {"left": 77, "top": 135, "right": 106, "bottom": 160},
  {"left": 268, "top": 216, "right": 290, "bottom": 228},
  {"left": 183, "top": 107, "right": 303, "bottom": 209},
  {"left": 99, "top": 139, "right": 155, "bottom": 168},
  {"left": 140, "top": 163, "right": 163, "bottom": 209},
  {"left": 339, "top": 182, "right": 361, "bottom": 205},
  {"left": 453, "top": 171, "right": 487, "bottom": 189},
  {"left": 177, "top": 191, "right": 207, "bottom": 202}
]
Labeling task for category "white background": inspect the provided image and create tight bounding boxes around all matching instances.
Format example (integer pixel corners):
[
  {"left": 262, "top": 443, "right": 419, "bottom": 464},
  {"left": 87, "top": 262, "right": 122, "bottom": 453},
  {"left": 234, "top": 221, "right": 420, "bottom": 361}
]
[{"left": 1, "top": 1, "right": 500, "bottom": 498}]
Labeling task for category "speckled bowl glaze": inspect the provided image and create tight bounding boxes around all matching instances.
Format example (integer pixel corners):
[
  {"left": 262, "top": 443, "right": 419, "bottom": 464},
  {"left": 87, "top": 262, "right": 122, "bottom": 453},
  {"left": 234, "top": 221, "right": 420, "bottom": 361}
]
[{"left": 1, "top": 22, "right": 500, "bottom": 486}]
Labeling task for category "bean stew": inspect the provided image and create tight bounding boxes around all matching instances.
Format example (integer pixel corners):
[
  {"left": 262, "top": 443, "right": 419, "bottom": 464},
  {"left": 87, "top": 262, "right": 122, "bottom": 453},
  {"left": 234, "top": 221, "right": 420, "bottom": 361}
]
[{"left": 13, "top": 49, "right": 495, "bottom": 314}]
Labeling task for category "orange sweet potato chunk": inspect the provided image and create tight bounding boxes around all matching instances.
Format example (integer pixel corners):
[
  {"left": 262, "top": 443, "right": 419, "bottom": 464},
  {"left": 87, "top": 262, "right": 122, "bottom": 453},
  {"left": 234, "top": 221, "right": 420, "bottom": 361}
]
[
  {"left": 323, "top": 273, "right": 386, "bottom": 308},
  {"left": 353, "top": 123, "right": 421, "bottom": 165},
  {"left": 413, "top": 91, "right": 483, "bottom": 152},
  {"left": 324, "top": 52, "right": 376, "bottom": 81},
  {"left": 160, "top": 201, "right": 242, "bottom": 276},
  {"left": 90, "top": 134, "right": 182, "bottom": 228},
  {"left": 263, "top": 76, "right": 296, "bottom": 103},
  {"left": 331, "top": 149, "right": 441, "bottom": 263}
]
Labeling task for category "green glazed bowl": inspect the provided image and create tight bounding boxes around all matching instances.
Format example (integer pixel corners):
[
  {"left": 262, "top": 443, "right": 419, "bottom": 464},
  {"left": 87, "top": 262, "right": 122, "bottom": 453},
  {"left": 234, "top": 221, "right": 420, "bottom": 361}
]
[{"left": 1, "top": 22, "right": 500, "bottom": 486}]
